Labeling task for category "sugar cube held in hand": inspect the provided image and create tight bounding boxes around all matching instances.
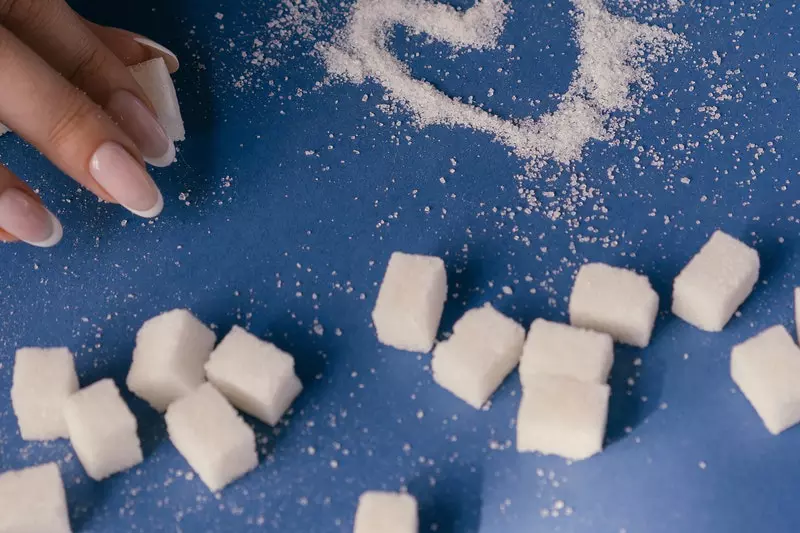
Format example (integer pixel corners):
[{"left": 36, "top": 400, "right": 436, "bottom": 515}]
[
  {"left": 353, "top": 491, "right": 418, "bottom": 533},
  {"left": 731, "top": 325, "right": 800, "bottom": 435},
  {"left": 517, "top": 375, "right": 610, "bottom": 460},
  {"left": 569, "top": 263, "right": 659, "bottom": 348},
  {"left": 372, "top": 251, "right": 447, "bottom": 353},
  {"left": 165, "top": 383, "right": 258, "bottom": 492},
  {"left": 0, "top": 463, "right": 72, "bottom": 533},
  {"left": 11, "top": 347, "right": 79, "bottom": 441},
  {"left": 520, "top": 319, "right": 614, "bottom": 387},
  {"left": 127, "top": 309, "right": 216, "bottom": 412},
  {"left": 129, "top": 57, "right": 185, "bottom": 143},
  {"left": 0, "top": 122, "right": 8, "bottom": 136},
  {"left": 205, "top": 326, "right": 302, "bottom": 426},
  {"left": 795, "top": 288, "right": 799, "bottom": 341},
  {"left": 64, "top": 379, "right": 143, "bottom": 481},
  {"left": 432, "top": 304, "right": 525, "bottom": 408},
  {"left": 673, "top": 231, "right": 759, "bottom": 332}
]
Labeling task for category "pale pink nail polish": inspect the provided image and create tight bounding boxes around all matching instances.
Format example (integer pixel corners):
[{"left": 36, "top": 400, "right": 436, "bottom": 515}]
[
  {"left": 0, "top": 189, "right": 63, "bottom": 247},
  {"left": 133, "top": 37, "right": 180, "bottom": 73},
  {"left": 89, "top": 142, "right": 164, "bottom": 218},
  {"left": 107, "top": 90, "right": 175, "bottom": 167}
]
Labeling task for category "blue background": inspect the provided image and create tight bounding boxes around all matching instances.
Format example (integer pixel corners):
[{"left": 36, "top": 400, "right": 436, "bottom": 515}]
[{"left": 1, "top": 0, "right": 799, "bottom": 531}]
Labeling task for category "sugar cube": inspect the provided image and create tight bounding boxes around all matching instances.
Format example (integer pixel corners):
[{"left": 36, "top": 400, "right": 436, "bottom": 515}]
[
  {"left": 353, "top": 491, "right": 418, "bottom": 533},
  {"left": 11, "top": 347, "right": 79, "bottom": 440},
  {"left": 432, "top": 304, "right": 525, "bottom": 408},
  {"left": 165, "top": 383, "right": 258, "bottom": 492},
  {"left": 520, "top": 319, "right": 614, "bottom": 387},
  {"left": 0, "top": 463, "right": 71, "bottom": 533},
  {"left": 731, "top": 325, "right": 800, "bottom": 435},
  {"left": 569, "top": 263, "right": 659, "bottom": 348},
  {"left": 64, "top": 379, "right": 143, "bottom": 480},
  {"left": 672, "top": 231, "right": 759, "bottom": 332},
  {"left": 372, "top": 252, "right": 447, "bottom": 353},
  {"left": 517, "top": 375, "right": 610, "bottom": 460},
  {"left": 205, "top": 326, "right": 302, "bottom": 426},
  {"left": 129, "top": 57, "right": 185, "bottom": 141},
  {"left": 127, "top": 309, "right": 217, "bottom": 412},
  {"left": 0, "top": 122, "right": 8, "bottom": 136}
]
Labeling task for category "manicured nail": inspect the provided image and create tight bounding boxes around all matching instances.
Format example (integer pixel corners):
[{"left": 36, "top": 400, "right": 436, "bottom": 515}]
[
  {"left": 0, "top": 189, "right": 63, "bottom": 247},
  {"left": 107, "top": 90, "right": 175, "bottom": 168},
  {"left": 133, "top": 37, "right": 180, "bottom": 73},
  {"left": 89, "top": 142, "right": 163, "bottom": 218}
]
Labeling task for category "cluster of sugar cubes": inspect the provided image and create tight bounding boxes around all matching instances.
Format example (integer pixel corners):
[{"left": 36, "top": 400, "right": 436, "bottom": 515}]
[
  {"left": 10, "top": 346, "right": 143, "bottom": 480},
  {"left": 353, "top": 491, "right": 418, "bottom": 533},
  {"left": 371, "top": 252, "right": 628, "bottom": 457},
  {"left": 0, "top": 463, "right": 72, "bottom": 532},
  {"left": 128, "top": 309, "right": 302, "bottom": 491},
  {"left": 668, "top": 232, "right": 800, "bottom": 436},
  {"left": 517, "top": 320, "right": 614, "bottom": 460},
  {"left": 372, "top": 251, "right": 526, "bottom": 409}
]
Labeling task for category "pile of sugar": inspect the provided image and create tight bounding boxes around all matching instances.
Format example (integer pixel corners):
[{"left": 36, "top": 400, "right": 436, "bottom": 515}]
[{"left": 320, "top": 0, "right": 684, "bottom": 174}]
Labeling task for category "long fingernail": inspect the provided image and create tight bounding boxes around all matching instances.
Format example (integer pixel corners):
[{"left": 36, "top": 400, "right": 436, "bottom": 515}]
[
  {"left": 133, "top": 37, "right": 180, "bottom": 73},
  {"left": 89, "top": 142, "right": 163, "bottom": 218},
  {"left": 107, "top": 90, "right": 175, "bottom": 168},
  {"left": 0, "top": 189, "right": 63, "bottom": 247}
]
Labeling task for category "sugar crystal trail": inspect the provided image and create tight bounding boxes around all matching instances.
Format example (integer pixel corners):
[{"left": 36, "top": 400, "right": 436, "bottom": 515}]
[{"left": 321, "top": 0, "right": 684, "bottom": 175}]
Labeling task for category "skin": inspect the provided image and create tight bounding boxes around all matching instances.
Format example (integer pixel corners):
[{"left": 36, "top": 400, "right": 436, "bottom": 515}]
[{"left": 0, "top": 0, "right": 178, "bottom": 243}]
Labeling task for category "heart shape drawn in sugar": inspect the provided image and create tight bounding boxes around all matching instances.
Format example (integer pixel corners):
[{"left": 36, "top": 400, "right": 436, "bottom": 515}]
[{"left": 321, "top": 0, "right": 683, "bottom": 169}]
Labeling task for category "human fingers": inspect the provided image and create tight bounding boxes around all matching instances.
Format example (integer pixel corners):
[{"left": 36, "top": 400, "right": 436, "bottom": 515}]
[
  {"left": 0, "top": 26, "right": 163, "bottom": 218},
  {"left": 0, "top": 163, "right": 62, "bottom": 247},
  {"left": 84, "top": 20, "right": 179, "bottom": 72},
  {"left": 1, "top": 0, "right": 175, "bottom": 166}
]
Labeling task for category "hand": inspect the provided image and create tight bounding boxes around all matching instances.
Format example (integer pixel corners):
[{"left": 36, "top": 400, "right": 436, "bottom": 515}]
[{"left": 0, "top": 0, "right": 181, "bottom": 248}]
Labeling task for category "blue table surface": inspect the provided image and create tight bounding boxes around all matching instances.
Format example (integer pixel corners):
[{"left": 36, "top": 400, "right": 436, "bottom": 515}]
[{"left": 2, "top": 0, "right": 799, "bottom": 531}]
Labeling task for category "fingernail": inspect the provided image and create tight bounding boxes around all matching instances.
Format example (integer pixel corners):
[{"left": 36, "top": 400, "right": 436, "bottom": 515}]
[
  {"left": 107, "top": 90, "right": 175, "bottom": 168},
  {"left": 0, "top": 189, "right": 63, "bottom": 247},
  {"left": 89, "top": 142, "right": 164, "bottom": 218},
  {"left": 133, "top": 37, "right": 180, "bottom": 73}
]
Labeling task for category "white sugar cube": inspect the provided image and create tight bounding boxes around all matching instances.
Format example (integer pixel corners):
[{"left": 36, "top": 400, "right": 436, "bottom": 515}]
[
  {"left": 0, "top": 463, "right": 71, "bottom": 533},
  {"left": 517, "top": 375, "right": 610, "bottom": 460},
  {"left": 432, "top": 304, "right": 525, "bottom": 408},
  {"left": 372, "top": 252, "right": 447, "bottom": 353},
  {"left": 64, "top": 379, "right": 143, "bottom": 480},
  {"left": 569, "top": 263, "right": 659, "bottom": 348},
  {"left": 165, "top": 383, "right": 258, "bottom": 492},
  {"left": 731, "top": 325, "right": 800, "bottom": 435},
  {"left": 354, "top": 491, "right": 418, "bottom": 533},
  {"left": 11, "top": 347, "right": 79, "bottom": 441},
  {"left": 520, "top": 319, "right": 614, "bottom": 387},
  {"left": 129, "top": 57, "right": 185, "bottom": 141},
  {"left": 0, "top": 122, "right": 8, "bottom": 136},
  {"left": 205, "top": 326, "right": 302, "bottom": 426},
  {"left": 672, "top": 231, "right": 759, "bottom": 332},
  {"left": 127, "top": 309, "right": 216, "bottom": 412}
]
